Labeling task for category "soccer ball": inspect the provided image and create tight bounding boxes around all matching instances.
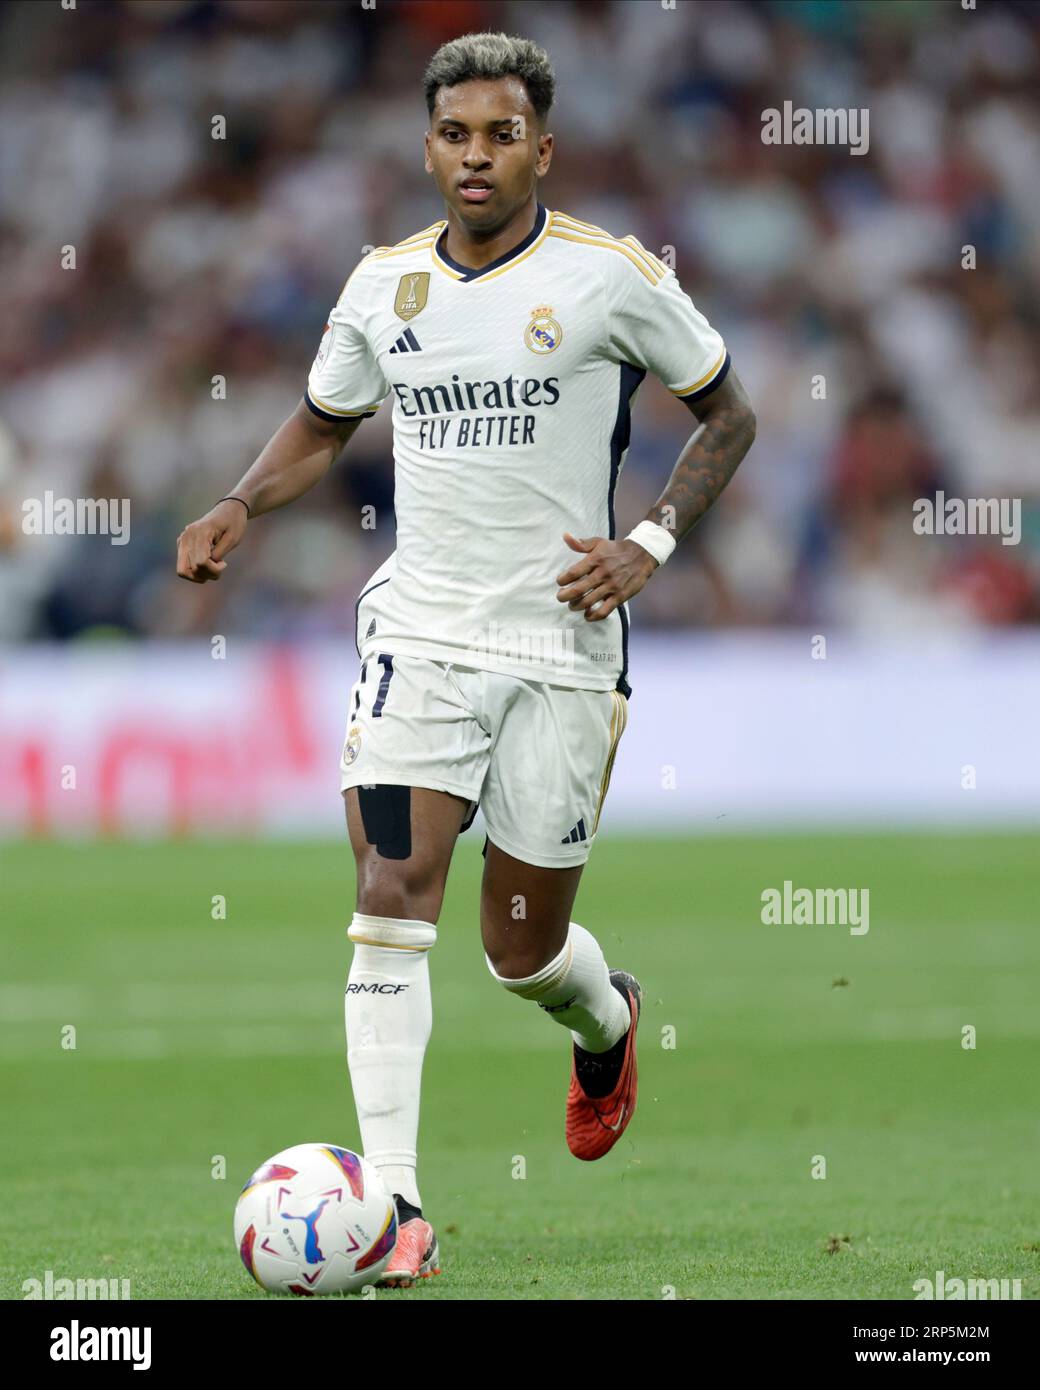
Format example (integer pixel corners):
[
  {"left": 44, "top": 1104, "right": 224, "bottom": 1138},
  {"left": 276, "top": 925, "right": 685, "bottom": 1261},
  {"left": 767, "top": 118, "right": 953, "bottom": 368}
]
[{"left": 234, "top": 1143, "right": 397, "bottom": 1295}]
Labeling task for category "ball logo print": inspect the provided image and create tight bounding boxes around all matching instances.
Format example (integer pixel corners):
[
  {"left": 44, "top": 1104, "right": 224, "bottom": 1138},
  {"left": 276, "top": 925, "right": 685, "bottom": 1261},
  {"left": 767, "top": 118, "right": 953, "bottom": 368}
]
[
  {"left": 234, "top": 1144, "right": 397, "bottom": 1295},
  {"left": 279, "top": 1198, "right": 329, "bottom": 1264}
]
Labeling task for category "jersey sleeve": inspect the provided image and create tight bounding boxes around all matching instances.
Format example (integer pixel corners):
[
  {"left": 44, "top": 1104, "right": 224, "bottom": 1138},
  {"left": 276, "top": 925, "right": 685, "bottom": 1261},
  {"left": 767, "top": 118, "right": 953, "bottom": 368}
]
[
  {"left": 606, "top": 243, "right": 730, "bottom": 404},
  {"left": 305, "top": 269, "right": 390, "bottom": 422}
]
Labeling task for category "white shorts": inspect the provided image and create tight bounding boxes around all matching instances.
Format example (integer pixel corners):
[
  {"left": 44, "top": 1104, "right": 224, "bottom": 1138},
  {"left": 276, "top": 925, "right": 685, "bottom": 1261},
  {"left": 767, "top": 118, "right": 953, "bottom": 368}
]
[{"left": 339, "top": 652, "right": 628, "bottom": 868}]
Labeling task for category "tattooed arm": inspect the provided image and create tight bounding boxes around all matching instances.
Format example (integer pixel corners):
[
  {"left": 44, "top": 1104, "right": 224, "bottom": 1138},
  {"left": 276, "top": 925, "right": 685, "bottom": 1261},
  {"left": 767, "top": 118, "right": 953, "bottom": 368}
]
[
  {"left": 555, "top": 367, "right": 756, "bottom": 621},
  {"left": 644, "top": 368, "right": 756, "bottom": 538}
]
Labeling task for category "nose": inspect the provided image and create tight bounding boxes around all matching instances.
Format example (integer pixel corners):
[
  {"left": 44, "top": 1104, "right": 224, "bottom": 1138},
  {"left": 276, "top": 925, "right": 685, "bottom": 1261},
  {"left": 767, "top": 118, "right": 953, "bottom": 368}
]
[{"left": 462, "top": 136, "right": 493, "bottom": 167}]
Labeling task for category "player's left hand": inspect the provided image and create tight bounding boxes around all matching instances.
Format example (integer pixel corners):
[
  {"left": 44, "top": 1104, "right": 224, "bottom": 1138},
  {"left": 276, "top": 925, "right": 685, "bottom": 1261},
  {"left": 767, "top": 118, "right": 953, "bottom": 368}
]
[{"left": 555, "top": 532, "right": 659, "bottom": 622}]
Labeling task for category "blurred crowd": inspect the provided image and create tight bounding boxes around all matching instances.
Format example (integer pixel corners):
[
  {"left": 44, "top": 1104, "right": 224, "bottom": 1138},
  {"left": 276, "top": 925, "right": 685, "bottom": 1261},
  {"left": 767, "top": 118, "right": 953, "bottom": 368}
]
[{"left": 1, "top": 0, "right": 1038, "bottom": 644}]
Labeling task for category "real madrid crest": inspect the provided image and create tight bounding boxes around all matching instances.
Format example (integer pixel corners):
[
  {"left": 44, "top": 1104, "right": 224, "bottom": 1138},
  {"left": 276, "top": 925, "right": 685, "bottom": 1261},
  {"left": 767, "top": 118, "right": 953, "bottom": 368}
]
[
  {"left": 524, "top": 305, "right": 562, "bottom": 354},
  {"left": 395, "top": 272, "right": 430, "bottom": 321},
  {"left": 344, "top": 724, "right": 362, "bottom": 766}
]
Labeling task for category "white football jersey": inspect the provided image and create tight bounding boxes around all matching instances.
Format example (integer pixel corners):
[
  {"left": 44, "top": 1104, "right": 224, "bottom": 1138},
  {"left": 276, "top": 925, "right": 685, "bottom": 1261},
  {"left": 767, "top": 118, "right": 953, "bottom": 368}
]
[{"left": 306, "top": 203, "right": 728, "bottom": 694}]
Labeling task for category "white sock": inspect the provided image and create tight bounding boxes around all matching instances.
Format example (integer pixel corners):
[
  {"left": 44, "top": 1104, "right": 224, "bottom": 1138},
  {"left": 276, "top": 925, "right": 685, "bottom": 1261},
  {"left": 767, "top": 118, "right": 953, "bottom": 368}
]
[
  {"left": 486, "top": 921, "right": 630, "bottom": 1053},
  {"left": 345, "top": 912, "right": 436, "bottom": 1212}
]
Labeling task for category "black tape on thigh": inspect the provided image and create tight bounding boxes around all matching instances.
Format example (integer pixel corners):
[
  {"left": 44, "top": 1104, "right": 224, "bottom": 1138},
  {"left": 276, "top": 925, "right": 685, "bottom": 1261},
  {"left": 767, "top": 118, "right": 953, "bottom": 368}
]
[{"left": 358, "top": 784, "right": 412, "bottom": 860}]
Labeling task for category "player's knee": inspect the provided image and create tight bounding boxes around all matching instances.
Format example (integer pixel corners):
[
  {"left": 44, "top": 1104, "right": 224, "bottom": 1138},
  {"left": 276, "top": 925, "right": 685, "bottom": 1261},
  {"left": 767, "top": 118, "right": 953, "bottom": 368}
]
[
  {"left": 484, "top": 941, "right": 561, "bottom": 985},
  {"left": 355, "top": 856, "right": 445, "bottom": 924}
]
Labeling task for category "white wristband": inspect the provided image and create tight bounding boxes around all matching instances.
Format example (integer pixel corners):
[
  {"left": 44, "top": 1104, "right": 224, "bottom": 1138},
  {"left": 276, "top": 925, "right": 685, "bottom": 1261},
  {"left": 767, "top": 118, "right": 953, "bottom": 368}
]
[{"left": 625, "top": 520, "right": 676, "bottom": 567}]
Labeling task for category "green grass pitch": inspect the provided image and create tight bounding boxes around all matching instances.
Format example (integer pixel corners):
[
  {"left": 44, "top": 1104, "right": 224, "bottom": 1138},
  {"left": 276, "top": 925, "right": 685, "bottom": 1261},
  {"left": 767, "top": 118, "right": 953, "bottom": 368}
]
[{"left": 2, "top": 832, "right": 1037, "bottom": 1300}]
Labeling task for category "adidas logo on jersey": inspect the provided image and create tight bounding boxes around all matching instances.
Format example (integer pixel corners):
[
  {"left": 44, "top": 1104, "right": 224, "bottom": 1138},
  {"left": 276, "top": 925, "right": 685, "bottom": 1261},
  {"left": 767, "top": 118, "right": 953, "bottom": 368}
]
[
  {"left": 366, "top": 618, "right": 376, "bottom": 639},
  {"left": 561, "top": 818, "right": 588, "bottom": 845},
  {"left": 389, "top": 328, "right": 422, "bottom": 354}
]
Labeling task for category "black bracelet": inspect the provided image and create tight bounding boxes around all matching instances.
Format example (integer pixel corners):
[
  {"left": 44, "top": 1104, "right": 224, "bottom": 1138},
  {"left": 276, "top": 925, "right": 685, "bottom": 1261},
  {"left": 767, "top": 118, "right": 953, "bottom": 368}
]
[{"left": 218, "top": 495, "right": 251, "bottom": 518}]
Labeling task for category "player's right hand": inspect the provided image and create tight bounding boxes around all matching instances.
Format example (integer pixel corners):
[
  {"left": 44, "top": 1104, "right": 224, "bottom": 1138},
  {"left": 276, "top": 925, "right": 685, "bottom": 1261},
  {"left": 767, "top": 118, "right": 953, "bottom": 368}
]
[{"left": 176, "top": 500, "right": 249, "bottom": 583}]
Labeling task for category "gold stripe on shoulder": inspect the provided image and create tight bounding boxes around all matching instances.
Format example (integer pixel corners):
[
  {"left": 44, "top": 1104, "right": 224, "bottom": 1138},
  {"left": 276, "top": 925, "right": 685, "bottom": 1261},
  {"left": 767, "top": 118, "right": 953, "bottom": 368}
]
[
  {"left": 546, "top": 228, "right": 660, "bottom": 285},
  {"left": 337, "top": 245, "right": 405, "bottom": 299},
  {"left": 621, "top": 235, "right": 669, "bottom": 278},
  {"left": 551, "top": 210, "right": 612, "bottom": 239},
  {"left": 368, "top": 238, "right": 438, "bottom": 261},
  {"left": 393, "top": 222, "right": 446, "bottom": 248},
  {"left": 346, "top": 238, "right": 439, "bottom": 293},
  {"left": 551, "top": 214, "right": 666, "bottom": 282}
]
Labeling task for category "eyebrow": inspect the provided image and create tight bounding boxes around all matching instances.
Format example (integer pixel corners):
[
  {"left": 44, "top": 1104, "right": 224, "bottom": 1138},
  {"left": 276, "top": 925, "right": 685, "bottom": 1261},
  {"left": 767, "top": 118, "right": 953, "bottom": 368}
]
[{"left": 436, "top": 116, "right": 519, "bottom": 130}]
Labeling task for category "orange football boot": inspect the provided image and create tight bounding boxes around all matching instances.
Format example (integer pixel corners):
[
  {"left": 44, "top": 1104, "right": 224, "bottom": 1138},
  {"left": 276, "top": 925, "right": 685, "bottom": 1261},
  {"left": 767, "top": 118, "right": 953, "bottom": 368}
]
[
  {"left": 376, "top": 1216, "right": 440, "bottom": 1288},
  {"left": 566, "top": 970, "right": 643, "bottom": 1160}
]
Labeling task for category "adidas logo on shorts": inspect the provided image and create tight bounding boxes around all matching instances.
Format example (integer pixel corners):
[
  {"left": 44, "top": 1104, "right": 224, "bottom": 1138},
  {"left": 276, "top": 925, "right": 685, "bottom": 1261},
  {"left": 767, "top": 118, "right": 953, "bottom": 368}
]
[{"left": 561, "top": 818, "right": 587, "bottom": 845}]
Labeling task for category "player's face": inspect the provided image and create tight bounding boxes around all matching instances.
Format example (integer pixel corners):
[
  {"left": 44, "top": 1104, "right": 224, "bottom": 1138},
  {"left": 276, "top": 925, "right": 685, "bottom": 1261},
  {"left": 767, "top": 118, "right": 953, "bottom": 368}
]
[{"left": 425, "top": 77, "right": 551, "bottom": 231}]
